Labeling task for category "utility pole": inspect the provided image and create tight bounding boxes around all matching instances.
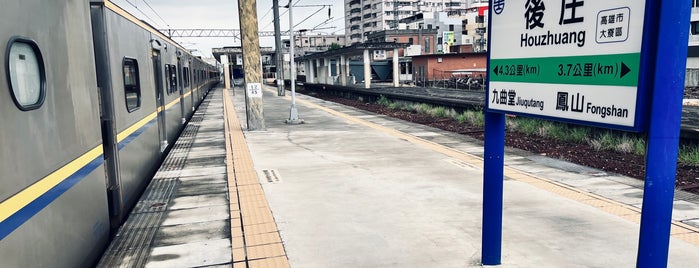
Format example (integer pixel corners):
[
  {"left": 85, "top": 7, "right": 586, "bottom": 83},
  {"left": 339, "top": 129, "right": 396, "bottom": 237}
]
[
  {"left": 273, "top": 0, "right": 285, "bottom": 96},
  {"left": 238, "top": 0, "right": 265, "bottom": 130},
  {"left": 285, "top": 0, "right": 302, "bottom": 124}
]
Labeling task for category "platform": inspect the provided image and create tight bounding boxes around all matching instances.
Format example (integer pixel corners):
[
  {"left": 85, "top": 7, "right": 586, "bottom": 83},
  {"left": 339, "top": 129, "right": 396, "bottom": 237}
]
[
  {"left": 233, "top": 85, "right": 699, "bottom": 267},
  {"left": 99, "top": 84, "right": 699, "bottom": 267}
]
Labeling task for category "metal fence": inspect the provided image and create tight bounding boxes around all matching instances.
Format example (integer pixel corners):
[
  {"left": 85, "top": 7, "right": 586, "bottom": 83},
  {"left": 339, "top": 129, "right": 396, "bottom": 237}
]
[{"left": 415, "top": 69, "right": 485, "bottom": 90}]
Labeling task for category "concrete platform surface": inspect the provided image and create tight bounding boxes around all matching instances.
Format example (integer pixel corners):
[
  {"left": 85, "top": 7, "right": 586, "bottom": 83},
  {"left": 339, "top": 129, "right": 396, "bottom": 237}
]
[{"left": 232, "top": 85, "right": 699, "bottom": 267}]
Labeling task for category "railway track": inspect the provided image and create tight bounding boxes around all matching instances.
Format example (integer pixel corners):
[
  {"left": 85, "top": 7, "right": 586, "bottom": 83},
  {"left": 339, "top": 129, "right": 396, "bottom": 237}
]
[{"left": 301, "top": 83, "right": 699, "bottom": 140}]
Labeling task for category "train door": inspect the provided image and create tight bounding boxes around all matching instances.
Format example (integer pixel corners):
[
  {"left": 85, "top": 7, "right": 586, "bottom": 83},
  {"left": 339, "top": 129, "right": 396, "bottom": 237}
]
[
  {"left": 90, "top": 5, "right": 125, "bottom": 228},
  {"left": 152, "top": 49, "right": 167, "bottom": 152},
  {"left": 178, "top": 57, "right": 185, "bottom": 124}
]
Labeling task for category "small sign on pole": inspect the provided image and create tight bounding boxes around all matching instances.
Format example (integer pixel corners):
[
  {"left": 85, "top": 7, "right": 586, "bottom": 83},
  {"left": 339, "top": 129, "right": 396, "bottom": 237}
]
[{"left": 247, "top": 82, "right": 262, "bottom": 98}]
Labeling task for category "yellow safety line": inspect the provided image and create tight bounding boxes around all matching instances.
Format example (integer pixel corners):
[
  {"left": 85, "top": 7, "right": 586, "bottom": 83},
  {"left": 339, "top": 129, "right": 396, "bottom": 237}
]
[
  {"left": 0, "top": 145, "right": 103, "bottom": 222},
  {"left": 0, "top": 87, "right": 207, "bottom": 224},
  {"left": 286, "top": 89, "right": 699, "bottom": 246},
  {"left": 116, "top": 112, "right": 157, "bottom": 143},
  {"left": 164, "top": 97, "right": 180, "bottom": 110},
  {"left": 223, "top": 88, "right": 290, "bottom": 268}
]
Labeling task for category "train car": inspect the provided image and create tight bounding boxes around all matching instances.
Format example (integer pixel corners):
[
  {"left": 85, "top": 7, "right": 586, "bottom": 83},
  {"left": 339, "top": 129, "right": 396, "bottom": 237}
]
[
  {"left": 91, "top": 0, "right": 168, "bottom": 222},
  {"left": 1, "top": 0, "right": 218, "bottom": 267},
  {"left": 90, "top": 0, "right": 217, "bottom": 226},
  {"left": 0, "top": 1, "right": 110, "bottom": 267}
]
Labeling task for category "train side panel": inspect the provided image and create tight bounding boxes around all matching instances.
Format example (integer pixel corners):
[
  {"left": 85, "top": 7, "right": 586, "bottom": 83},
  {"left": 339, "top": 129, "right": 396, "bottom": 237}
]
[
  {"left": 0, "top": 0, "right": 109, "bottom": 267},
  {"left": 99, "top": 6, "right": 161, "bottom": 211},
  {"left": 154, "top": 35, "right": 185, "bottom": 147},
  {"left": 180, "top": 53, "right": 194, "bottom": 121}
]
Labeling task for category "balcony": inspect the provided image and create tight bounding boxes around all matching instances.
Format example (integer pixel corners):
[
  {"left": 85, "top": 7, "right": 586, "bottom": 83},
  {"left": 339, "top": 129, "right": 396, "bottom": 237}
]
[{"left": 690, "top": 34, "right": 699, "bottom": 46}]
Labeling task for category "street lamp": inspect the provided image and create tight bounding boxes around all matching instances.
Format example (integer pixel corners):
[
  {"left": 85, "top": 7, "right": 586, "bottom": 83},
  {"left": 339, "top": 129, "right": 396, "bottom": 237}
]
[{"left": 285, "top": 0, "right": 302, "bottom": 124}]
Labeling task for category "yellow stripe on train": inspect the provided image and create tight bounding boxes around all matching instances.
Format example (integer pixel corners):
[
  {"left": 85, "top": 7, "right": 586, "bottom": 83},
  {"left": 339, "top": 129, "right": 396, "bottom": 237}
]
[{"left": 0, "top": 145, "right": 104, "bottom": 223}]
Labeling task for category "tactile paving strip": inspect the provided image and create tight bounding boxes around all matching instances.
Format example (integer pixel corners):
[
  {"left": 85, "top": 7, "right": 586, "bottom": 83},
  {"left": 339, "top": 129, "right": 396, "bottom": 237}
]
[{"left": 223, "top": 88, "right": 290, "bottom": 268}]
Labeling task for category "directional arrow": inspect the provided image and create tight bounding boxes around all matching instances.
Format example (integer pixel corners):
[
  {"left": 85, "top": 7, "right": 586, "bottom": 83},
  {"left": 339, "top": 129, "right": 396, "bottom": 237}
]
[
  {"left": 620, "top": 62, "right": 631, "bottom": 78},
  {"left": 493, "top": 65, "right": 499, "bottom": 76}
]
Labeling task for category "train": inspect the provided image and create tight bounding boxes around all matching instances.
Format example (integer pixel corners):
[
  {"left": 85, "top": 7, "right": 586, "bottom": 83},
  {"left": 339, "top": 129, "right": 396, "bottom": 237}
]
[{"left": 0, "top": 0, "right": 219, "bottom": 267}]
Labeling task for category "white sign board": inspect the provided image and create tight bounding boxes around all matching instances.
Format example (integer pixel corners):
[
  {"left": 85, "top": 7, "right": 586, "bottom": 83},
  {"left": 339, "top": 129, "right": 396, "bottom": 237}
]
[
  {"left": 488, "top": 0, "right": 646, "bottom": 129},
  {"left": 246, "top": 83, "right": 262, "bottom": 98}
]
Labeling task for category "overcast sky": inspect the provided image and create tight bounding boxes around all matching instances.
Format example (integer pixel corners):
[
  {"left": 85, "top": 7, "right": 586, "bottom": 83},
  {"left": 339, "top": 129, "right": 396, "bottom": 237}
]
[{"left": 111, "top": 0, "right": 345, "bottom": 58}]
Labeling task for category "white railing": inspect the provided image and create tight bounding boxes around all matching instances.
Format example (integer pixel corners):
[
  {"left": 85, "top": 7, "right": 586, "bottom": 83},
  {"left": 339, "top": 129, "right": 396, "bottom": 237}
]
[{"left": 689, "top": 34, "right": 699, "bottom": 45}]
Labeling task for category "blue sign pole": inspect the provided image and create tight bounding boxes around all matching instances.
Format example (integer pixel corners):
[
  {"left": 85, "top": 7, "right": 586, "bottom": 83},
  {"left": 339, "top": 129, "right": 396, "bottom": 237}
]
[
  {"left": 482, "top": 111, "right": 505, "bottom": 265},
  {"left": 637, "top": 0, "right": 690, "bottom": 266},
  {"left": 482, "top": 2, "right": 502, "bottom": 265}
]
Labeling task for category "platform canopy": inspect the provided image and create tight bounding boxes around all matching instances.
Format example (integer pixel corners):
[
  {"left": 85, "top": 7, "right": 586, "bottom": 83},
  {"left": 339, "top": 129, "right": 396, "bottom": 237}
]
[{"left": 296, "top": 42, "right": 410, "bottom": 61}]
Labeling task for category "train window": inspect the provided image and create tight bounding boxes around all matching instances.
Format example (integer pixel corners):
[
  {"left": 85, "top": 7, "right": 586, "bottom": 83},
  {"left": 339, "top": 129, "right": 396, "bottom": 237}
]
[
  {"left": 122, "top": 58, "right": 141, "bottom": 112},
  {"left": 168, "top": 65, "right": 177, "bottom": 94},
  {"left": 164, "top": 65, "right": 172, "bottom": 95},
  {"left": 6, "top": 37, "right": 45, "bottom": 111},
  {"left": 183, "top": 67, "right": 190, "bottom": 87}
]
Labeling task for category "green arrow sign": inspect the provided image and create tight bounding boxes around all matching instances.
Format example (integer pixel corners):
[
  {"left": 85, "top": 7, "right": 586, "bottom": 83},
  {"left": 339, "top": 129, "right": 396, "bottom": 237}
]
[{"left": 490, "top": 53, "right": 640, "bottom": 87}]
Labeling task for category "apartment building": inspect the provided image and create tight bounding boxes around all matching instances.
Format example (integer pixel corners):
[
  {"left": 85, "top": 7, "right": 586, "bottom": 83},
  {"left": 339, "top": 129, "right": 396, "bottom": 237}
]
[
  {"left": 345, "top": 0, "right": 481, "bottom": 45},
  {"left": 688, "top": 1, "right": 699, "bottom": 86}
]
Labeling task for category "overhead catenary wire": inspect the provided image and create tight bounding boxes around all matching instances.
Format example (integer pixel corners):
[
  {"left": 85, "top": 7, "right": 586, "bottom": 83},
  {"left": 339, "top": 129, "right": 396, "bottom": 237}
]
[
  {"left": 261, "top": 0, "right": 301, "bottom": 31},
  {"left": 121, "top": 0, "right": 162, "bottom": 28},
  {"left": 142, "top": 0, "right": 171, "bottom": 28},
  {"left": 260, "top": 6, "right": 273, "bottom": 22},
  {"left": 293, "top": 6, "right": 326, "bottom": 29},
  {"left": 261, "top": 9, "right": 288, "bottom": 31},
  {"left": 311, "top": 15, "right": 344, "bottom": 31}
]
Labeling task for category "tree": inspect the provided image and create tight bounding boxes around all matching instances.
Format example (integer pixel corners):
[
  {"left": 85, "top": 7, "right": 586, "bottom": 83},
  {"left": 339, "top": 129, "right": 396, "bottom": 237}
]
[{"left": 328, "top": 43, "right": 341, "bottom": 51}]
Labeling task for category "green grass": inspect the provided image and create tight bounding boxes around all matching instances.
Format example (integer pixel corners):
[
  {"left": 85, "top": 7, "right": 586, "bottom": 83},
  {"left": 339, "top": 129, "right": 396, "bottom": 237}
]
[
  {"left": 369, "top": 96, "right": 699, "bottom": 167},
  {"left": 633, "top": 138, "right": 647, "bottom": 155},
  {"left": 388, "top": 102, "right": 402, "bottom": 110},
  {"left": 679, "top": 145, "right": 699, "bottom": 166},
  {"left": 513, "top": 118, "right": 540, "bottom": 136},
  {"left": 455, "top": 113, "right": 467, "bottom": 124},
  {"left": 377, "top": 95, "right": 390, "bottom": 107},
  {"left": 429, "top": 106, "right": 448, "bottom": 118},
  {"left": 464, "top": 110, "right": 484, "bottom": 127},
  {"left": 567, "top": 127, "right": 591, "bottom": 143}
]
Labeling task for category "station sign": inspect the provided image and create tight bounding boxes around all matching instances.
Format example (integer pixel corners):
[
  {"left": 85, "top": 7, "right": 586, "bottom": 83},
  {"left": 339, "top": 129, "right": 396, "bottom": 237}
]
[{"left": 487, "top": 0, "right": 647, "bottom": 131}]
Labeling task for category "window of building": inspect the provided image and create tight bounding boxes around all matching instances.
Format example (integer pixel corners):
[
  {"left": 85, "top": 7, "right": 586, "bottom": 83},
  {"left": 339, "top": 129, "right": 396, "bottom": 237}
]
[
  {"left": 449, "top": 25, "right": 454, "bottom": 31},
  {"left": 692, "top": 21, "right": 699, "bottom": 35},
  {"left": 424, "top": 37, "right": 430, "bottom": 52},
  {"left": 409, "top": 37, "right": 414, "bottom": 44},
  {"left": 6, "top": 37, "right": 45, "bottom": 111},
  {"left": 122, "top": 58, "right": 141, "bottom": 112},
  {"left": 427, "top": 24, "right": 433, "bottom": 29}
]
